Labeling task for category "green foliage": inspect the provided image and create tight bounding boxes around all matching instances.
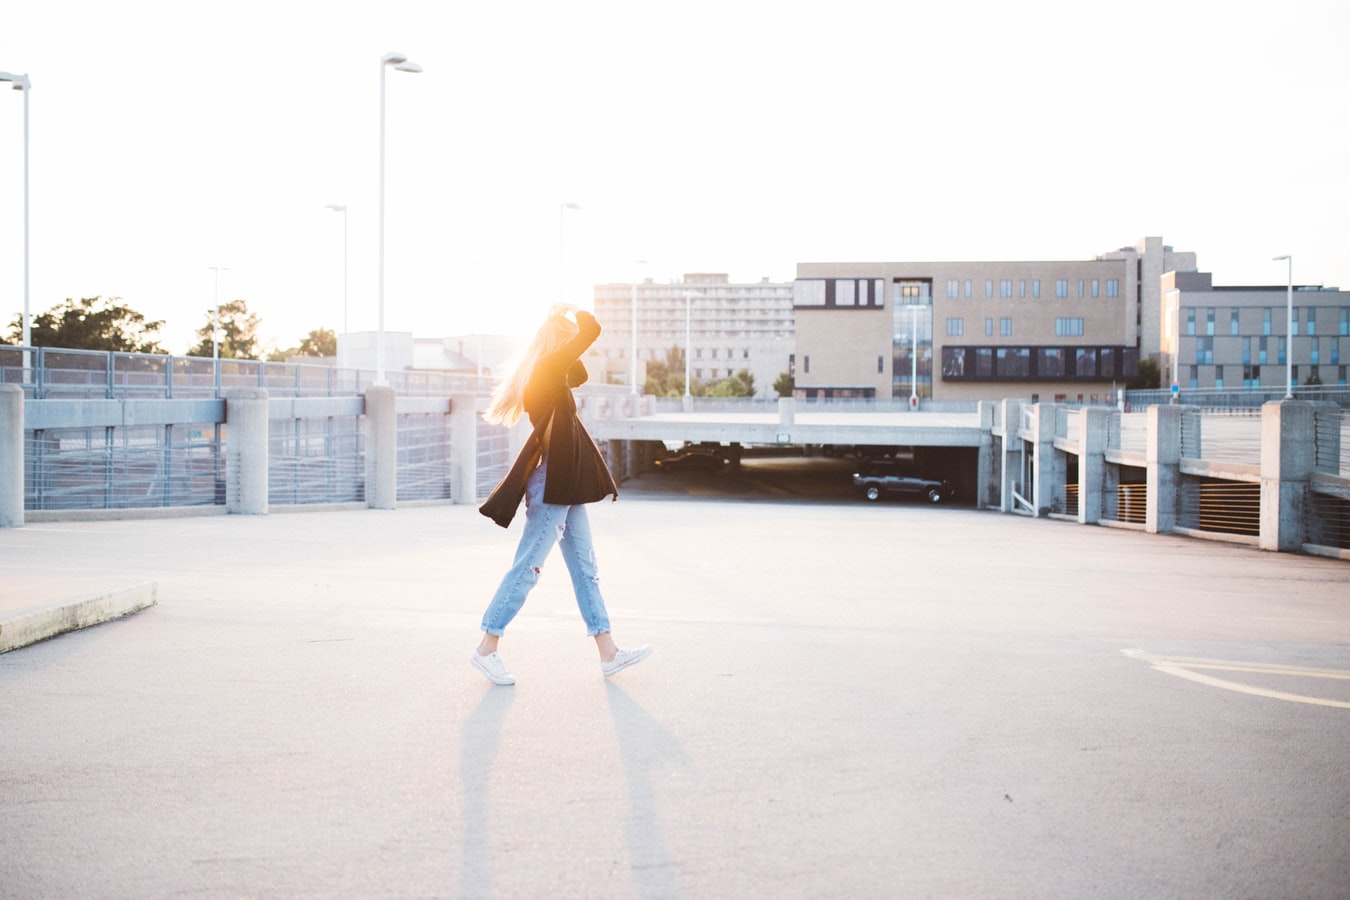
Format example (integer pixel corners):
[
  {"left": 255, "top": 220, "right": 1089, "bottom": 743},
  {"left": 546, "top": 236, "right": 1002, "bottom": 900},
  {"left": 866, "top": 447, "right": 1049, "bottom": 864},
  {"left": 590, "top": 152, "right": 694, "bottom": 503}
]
[
  {"left": 707, "top": 368, "right": 755, "bottom": 398},
  {"left": 1130, "top": 358, "right": 1162, "bottom": 390},
  {"left": 269, "top": 327, "right": 337, "bottom": 362},
  {"left": 774, "top": 371, "right": 794, "bottom": 397},
  {"left": 644, "top": 345, "right": 689, "bottom": 396},
  {"left": 6, "top": 296, "right": 165, "bottom": 353},
  {"left": 186, "top": 299, "right": 262, "bottom": 359}
]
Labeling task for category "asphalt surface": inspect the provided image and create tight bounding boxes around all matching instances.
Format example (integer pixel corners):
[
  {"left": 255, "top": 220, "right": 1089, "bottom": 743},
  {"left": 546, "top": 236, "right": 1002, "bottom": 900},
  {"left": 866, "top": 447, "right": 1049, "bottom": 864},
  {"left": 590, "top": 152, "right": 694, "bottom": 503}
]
[{"left": 2, "top": 462, "right": 1349, "bottom": 898}]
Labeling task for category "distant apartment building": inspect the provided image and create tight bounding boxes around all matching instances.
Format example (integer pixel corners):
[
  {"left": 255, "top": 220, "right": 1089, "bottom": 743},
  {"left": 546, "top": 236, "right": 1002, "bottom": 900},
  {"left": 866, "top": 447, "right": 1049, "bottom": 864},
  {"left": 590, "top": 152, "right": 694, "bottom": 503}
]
[
  {"left": 1161, "top": 271, "right": 1349, "bottom": 389},
  {"left": 792, "top": 237, "right": 1200, "bottom": 403},
  {"left": 590, "top": 273, "right": 795, "bottom": 397}
]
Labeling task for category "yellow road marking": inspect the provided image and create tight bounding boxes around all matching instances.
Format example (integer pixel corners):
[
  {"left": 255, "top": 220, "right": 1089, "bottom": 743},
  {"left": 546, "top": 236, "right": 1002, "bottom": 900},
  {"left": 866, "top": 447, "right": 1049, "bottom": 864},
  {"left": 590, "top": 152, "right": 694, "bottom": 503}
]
[{"left": 1121, "top": 649, "right": 1350, "bottom": 709}]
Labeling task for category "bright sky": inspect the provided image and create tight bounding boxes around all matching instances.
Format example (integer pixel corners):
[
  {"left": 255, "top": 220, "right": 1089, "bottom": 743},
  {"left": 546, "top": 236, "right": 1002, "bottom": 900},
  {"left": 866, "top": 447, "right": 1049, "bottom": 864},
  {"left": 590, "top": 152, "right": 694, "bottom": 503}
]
[{"left": 1, "top": 0, "right": 1347, "bottom": 355}]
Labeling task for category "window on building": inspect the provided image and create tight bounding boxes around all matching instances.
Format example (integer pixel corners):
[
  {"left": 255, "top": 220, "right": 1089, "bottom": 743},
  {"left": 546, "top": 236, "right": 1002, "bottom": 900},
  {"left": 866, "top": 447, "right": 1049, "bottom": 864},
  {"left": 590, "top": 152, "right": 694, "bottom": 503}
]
[
  {"left": 1292, "top": 308, "right": 1300, "bottom": 336},
  {"left": 1091, "top": 279, "right": 1100, "bottom": 299},
  {"left": 1055, "top": 317, "right": 1084, "bottom": 336},
  {"left": 964, "top": 279, "right": 972, "bottom": 299},
  {"left": 1333, "top": 340, "right": 1340, "bottom": 366},
  {"left": 947, "top": 279, "right": 960, "bottom": 299},
  {"left": 1341, "top": 309, "right": 1350, "bottom": 335},
  {"left": 1263, "top": 308, "right": 1272, "bottom": 335},
  {"left": 1196, "top": 336, "right": 1213, "bottom": 365},
  {"left": 1206, "top": 308, "right": 1215, "bottom": 337},
  {"left": 1000, "top": 279, "right": 1013, "bottom": 298},
  {"left": 878, "top": 355, "right": 885, "bottom": 374},
  {"left": 1307, "top": 308, "right": 1317, "bottom": 336},
  {"left": 1032, "top": 279, "right": 1042, "bottom": 298},
  {"left": 1000, "top": 317, "right": 1013, "bottom": 336},
  {"left": 1019, "top": 279, "right": 1026, "bottom": 299},
  {"left": 1244, "top": 365, "right": 1261, "bottom": 387},
  {"left": 1078, "top": 280, "right": 1085, "bottom": 298},
  {"left": 1311, "top": 338, "right": 1320, "bottom": 366},
  {"left": 804, "top": 355, "right": 809, "bottom": 374},
  {"left": 1055, "top": 279, "right": 1068, "bottom": 298},
  {"left": 1258, "top": 336, "right": 1268, "bottom": 365},
  {"left": 1231, "top": 308, "right": 1240, "bottom": 335},
  {"left": 1185, "top": 309, "right": 1195, "bottom": 336},
  {"left": 946, "top": 317, "right": 964, "bottom": 336},
  {"left": 1038, "top": 348, "right": 1066, "bottom": 377},
  {"left": 1242, "top": 337, "right": 1251, "bottom": 365},
  {"left": 985, "top": 279, "right": 994, "bottom": 299},
  {"left": 1106, "top": 279, "right": 1119, "bottom": 298},
  {"left": 1189, "top": 366, "right": 1198, "bottom": 389},
  {"left": 1278, "top": 337, "right": 1286, "bottom": 365},
  {"left": 996, "top": 347, "right": 1031, "bottom": 377},
  {"left": 985, "top": 317, "right": 994, "bottom": 337}
]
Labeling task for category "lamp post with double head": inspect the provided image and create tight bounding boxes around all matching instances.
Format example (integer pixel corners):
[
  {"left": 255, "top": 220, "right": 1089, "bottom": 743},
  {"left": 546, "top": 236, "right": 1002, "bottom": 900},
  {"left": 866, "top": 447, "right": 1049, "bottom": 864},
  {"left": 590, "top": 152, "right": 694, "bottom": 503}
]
[
  {"left": 0, "top": 71, "right": 30, "bottom": 351},
  {"left": 378, "top": 52, "right": 421, "bottom": 385},
  {"left": 1273, "top": 255, "right": 1293, "bottom": 398}
]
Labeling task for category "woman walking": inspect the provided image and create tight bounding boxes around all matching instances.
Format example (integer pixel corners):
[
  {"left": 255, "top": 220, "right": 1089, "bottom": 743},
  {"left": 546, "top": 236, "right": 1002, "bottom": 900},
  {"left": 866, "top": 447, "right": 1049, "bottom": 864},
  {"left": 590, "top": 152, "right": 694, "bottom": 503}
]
[{"left": 473, "top": 304, "right": 652, "bottom": 686}]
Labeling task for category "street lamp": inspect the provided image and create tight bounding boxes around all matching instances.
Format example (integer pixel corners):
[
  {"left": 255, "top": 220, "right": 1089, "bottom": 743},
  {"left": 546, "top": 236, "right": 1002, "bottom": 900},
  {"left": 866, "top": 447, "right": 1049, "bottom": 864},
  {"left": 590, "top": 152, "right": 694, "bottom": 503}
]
[
  {"left": 325, "top": 204, "right": 348, "bottom": 335},
  {"left": 903, "top": 303, "right": 927, "bottom": 409},
  {"left": 1273, "top": 255, "right": 1293, "bottom": 398},
  {"left": 0, "top": 71, "right": 30, "bottom": 350},
  {"left": 559, "top": 201, "right": 580, "bottom": 305},
  {"left": 208, "top": 266, "right": 229, "bottom": 363},
  {"left": 378, "top": 51, "right": 422, "bottom": 385},
  {"left": 630, "top": 259, "right": 646, "bottom": 395},
  {"left": 684, "top": 289, "right": 692, "bottom": 397}
]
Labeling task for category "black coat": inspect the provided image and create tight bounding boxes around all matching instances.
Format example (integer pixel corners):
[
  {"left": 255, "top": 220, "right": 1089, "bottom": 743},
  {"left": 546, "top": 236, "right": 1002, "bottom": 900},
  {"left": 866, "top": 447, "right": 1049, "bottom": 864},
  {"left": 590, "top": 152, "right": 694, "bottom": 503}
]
[{"left": 479, "top": 311, "right": 618, "bottom": 528}]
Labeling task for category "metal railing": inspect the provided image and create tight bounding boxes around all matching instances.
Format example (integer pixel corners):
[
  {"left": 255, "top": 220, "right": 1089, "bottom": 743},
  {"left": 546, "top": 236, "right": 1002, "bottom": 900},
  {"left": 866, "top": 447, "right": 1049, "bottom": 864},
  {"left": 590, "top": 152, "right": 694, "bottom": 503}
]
[{"left": 1125, "top": 385, "right": 1350, "bottom": 411}]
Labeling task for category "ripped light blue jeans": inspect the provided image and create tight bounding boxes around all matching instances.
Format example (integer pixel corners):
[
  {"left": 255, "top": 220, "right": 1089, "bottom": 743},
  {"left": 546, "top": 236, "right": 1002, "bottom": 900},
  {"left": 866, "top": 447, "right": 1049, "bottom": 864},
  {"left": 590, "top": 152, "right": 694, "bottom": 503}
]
[{"left": 480, "top": 460, "right": 612, "bottom": 637}]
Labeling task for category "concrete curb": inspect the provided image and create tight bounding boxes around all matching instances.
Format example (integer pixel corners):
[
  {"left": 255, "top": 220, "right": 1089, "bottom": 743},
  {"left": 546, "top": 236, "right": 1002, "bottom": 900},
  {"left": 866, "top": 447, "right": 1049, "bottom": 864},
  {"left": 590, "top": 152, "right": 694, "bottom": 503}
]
[{"left": 0, "top": 581, "right": 158, "bottom": 654}]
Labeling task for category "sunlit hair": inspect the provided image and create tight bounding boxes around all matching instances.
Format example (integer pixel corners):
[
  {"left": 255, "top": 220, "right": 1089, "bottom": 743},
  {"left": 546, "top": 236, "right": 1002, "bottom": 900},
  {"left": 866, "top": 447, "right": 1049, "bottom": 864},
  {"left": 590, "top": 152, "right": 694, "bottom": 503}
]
[{"left": 482, "top": 307, "right": 579, "bottom": 426}]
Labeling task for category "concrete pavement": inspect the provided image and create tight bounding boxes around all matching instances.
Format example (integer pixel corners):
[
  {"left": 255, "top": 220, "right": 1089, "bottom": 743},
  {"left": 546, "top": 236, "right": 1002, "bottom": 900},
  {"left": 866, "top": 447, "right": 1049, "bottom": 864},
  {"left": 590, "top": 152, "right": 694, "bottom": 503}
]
[{"left": 2, "top": 481, "right": 1349, "bottom": 898}]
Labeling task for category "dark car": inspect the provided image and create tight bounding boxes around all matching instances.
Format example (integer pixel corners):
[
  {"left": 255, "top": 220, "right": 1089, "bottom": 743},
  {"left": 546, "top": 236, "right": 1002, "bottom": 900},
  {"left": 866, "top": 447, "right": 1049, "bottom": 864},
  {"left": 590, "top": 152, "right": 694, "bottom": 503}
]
[
  {"left": 653, "top": 448, "right": 727, "bottom": 474},
  {"left": 851, "top": 461, "right": 955, "bottom": 503}
]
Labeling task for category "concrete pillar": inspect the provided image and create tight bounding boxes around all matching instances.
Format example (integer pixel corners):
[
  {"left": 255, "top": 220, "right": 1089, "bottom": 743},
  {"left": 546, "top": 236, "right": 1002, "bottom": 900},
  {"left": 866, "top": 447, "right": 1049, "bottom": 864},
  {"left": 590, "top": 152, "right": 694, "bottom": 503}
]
[
  {"left": 364, "top": 385, "right": 397, "bottom": 510},
  {"left": 448, "top": 393, "right": 478, "bottom": 504},
  {"left": 1078, "top": 406, "right": 1110, "bottom": 524},
  {"left": 778, "top": 397, "right": 795, "bottom": 428},
  {"left": 1259, "top": 400, "right": 1314, "bottom": 552},
  {"left": 975, "top": 401, "right": 995, "bottom": 510},
  {"left": 1146, "top": 404, "right": 1182, "bottom": 534},
  {"left": 999, "top": 398, "right": 1023, "bottom": 513},
  {"left": 1031, "top": 403, "right": 1058, "bottom": 517},
  {"left": 0, "top": 385, "right": 24, "bottom": 528},
  {"left": 224, "top": 388, "right": 268, "bottom": 515}
]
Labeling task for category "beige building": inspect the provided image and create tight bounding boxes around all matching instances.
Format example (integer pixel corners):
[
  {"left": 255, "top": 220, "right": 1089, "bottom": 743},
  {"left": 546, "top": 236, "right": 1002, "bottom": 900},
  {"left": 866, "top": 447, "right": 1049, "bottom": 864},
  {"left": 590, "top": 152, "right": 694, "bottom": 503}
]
[
  {"left": 590, "top": 273, "right": 795, "bottom": 397},
  {"left": 793, "top": 237, "right": 1198, "bottom": 403},
  {"left": 1162, "top": 271, "right": 1349, "bottom": 390}
]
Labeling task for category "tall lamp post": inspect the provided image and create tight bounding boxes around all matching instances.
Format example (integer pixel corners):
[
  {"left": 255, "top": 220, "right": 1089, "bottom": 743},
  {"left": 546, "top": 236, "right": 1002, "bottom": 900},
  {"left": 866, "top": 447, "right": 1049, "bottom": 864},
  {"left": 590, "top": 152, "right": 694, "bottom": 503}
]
[
  {"left": 378, "top": 51, "right": 422, "bottom": 385},
  {"left": 325, "top": 204, "right": 348, "bottom": 335},
  {"left": 0, "top": 71, "right": 30, "bottom": 350},
  {"left": 903, "top": 303, "right": 926, "bottom": 409},
  {"left": 559, "top": 201, "right": 580, "bottom": 305},
  {"left": 630, "top": 259, "right": 646, "bottom": 395},
  {"left": 1273, "top": 255, "right": 1293, "bottom": 398}
]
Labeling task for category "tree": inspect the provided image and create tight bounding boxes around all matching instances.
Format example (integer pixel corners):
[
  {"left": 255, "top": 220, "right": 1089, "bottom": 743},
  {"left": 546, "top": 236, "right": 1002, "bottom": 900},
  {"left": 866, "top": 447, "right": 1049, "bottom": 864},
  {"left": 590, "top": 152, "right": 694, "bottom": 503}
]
[
  {"left": 1130, "top": 358, "right": 1162, "bottom": 390},
  {"left": 186, "top": 299, "right": 262, "bottom": 359},
  {"left": 707, "top": 368, "right": 755, "bottom": 398},
  {"left": 643, "top": 345, "right": 690, "bottom": 396},
  {"left": 774, "top": 371, "right": 794, "bottom": 397},
  {"left": 269, "top": 327, "right": 336, "bottom": 362},
  {"left": 5, "top": 296, "right": 165, "bottom": 353}
]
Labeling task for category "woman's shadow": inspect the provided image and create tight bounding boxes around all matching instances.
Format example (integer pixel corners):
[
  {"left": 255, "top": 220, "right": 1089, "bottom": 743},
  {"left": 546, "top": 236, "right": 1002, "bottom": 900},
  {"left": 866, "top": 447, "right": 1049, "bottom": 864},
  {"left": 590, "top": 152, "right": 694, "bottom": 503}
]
[
  {"left": 606, "top": 681, "right": 693, "bottom": 900},
  {"left": 458, "top": 686, "right": 515, "bottom": 899}
]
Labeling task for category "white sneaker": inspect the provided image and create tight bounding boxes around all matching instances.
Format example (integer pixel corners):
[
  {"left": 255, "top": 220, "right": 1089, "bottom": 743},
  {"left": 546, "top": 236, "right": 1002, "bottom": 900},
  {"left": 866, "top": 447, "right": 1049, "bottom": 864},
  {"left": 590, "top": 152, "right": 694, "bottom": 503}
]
[
  {"left": 602, "top": 644, "right": 653, "bottom": 677},
  {"left": 470, "top": 651, "right": 516, "bottom": 685}
]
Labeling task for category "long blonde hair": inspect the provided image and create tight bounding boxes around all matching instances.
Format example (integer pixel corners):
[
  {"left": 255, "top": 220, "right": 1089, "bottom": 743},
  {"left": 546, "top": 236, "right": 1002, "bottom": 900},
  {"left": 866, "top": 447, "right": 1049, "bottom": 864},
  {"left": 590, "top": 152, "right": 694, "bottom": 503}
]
[{"left": 482, "top": 307, "right": 579, "bottom": 426}]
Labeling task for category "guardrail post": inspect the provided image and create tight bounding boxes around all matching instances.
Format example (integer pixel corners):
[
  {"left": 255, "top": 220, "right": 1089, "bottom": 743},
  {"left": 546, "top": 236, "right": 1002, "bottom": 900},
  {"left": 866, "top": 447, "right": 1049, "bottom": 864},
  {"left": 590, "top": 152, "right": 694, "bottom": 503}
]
[
  {"left": 449, "top": 393, "right": 478, "bottom": 504},
  {"left": 1078, "top": 406, "right": 1110, "bottom": 524},
  {"left": 0, "top": 384, "right": 24, "bottom": 528},
  {"left": 1146, "top": 404, "right": 1182, "bottom": 534},
  {"left": 999, "top": 398, "right": 1023, "bottom": 512},
  {"left": 364, "top": 385, "right": 397, "bottom": 510},
  {"left": 1259, "top": 399, "right": 1313, "bottom": 552},
  {"left": 223, "top": 388, "right": 269, "bottom": 515}
]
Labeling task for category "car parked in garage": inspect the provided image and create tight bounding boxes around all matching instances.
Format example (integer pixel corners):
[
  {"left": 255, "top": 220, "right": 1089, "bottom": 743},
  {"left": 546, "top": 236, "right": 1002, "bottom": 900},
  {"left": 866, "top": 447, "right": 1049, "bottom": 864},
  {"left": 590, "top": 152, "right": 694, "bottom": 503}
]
[
  {"left": 851, "top": 461, "right": 955, "bottom": 503},
  {"left": 653, "top": 447, "right": 728, "bottom": 474}
]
